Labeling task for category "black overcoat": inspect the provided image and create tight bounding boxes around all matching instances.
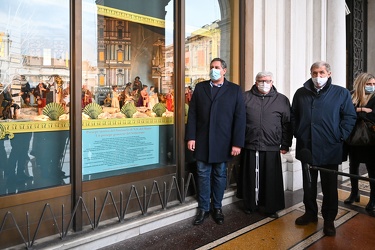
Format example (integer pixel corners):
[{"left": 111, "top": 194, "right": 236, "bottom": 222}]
[{"left": 185, "top": 79, "right": 246, "bottom": 163}]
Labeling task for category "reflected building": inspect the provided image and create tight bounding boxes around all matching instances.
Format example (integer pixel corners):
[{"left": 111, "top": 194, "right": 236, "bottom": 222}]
[
  {"left": 97, "top": 16, "right": 131, "bottom": 87},
  {"left": 96, "top": 3, "right": 168, "bottom": 94},
  {"left": 22, "top": 38, "right": 70, "bottom": 86},
  {"left": 184, "top": 20, "right": 221, "bottom": 88}
]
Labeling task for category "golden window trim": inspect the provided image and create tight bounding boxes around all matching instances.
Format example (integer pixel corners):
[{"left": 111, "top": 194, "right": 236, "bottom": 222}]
[
  {"left": 0, "top": 117, "right": 173, "bottom": 135},
  {"left": 97, "top": 5, "right": 165, "bottom": 28}
]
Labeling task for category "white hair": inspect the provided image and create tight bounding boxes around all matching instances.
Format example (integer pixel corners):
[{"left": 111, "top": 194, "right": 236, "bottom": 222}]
[{"left": 255, "top": 71, "right": 273, "bottom": 80}]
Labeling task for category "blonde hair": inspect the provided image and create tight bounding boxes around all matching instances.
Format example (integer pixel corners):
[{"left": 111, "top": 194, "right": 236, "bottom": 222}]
[{"left": 352, "top": 73, "right": 375, "bottom": 106}]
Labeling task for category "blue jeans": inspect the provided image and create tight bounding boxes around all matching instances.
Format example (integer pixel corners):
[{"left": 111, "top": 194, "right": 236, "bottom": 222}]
[{"left": 196, "top": 161, "right": 227, "bottom": 211}]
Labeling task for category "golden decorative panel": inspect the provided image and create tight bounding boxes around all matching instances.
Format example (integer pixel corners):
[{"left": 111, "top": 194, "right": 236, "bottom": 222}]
[
  {"left": 0, "top": 117, "right": 173, "bottom": 136},
  {"left": 97, "top": 5, "right": 165, "bottom": 28}
]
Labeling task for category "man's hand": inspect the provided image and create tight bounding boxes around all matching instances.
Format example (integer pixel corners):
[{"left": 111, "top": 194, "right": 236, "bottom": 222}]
[
  {"left": 231, "top": 146, "right": 241, "bottom": 156},
  {"left": 187, "top": 140, "right": 195, "bottom": 151}
]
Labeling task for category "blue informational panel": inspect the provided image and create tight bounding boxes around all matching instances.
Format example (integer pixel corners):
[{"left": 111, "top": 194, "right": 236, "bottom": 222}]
[{"left": 82, "top": 126, "right": 159, "bottom": 175}]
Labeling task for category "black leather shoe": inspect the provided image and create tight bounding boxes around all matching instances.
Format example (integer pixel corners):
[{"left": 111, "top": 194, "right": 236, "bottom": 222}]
[
  {"left": 323, "top": 221, "right": 336, "bottom": 236},
  {"left": 193, "top": 210, "right": 209, "bottom": 225},
  {"left": 344, "top": 193, "right": 360, "bottom": 204},
  {"left": 266, "top": 212, "right": 279, "bottom": 218},
  {"left": 366, "top": 199, "right": 375, "bottom": 211},
  {"left": 295, "top": 213, "right": 318, "bottom": 225},
  {"left": 244, "top": 209, "right": 253, "bottom": 215},
  {"left": 212, "top": 208, "right": 224, "bottom": 225}
]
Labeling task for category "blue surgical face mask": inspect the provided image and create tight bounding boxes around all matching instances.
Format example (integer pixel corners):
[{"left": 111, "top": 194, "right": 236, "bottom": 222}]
[
  {"left": 365, "top": 85, "right": 375, "bottom": 94},
  {"left": 209, "top": 68, "right": 221, "bottom": 81}
]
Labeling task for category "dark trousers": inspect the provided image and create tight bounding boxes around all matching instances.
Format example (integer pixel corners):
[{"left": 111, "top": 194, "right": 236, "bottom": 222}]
[
  {"left": 348, "top": 161, "right": 360, "bottom": 195},
  {"left": 368, "top": 166, "right": 375, "bottom": 200},
  {"left": 302, "top": 164, "right": 338, "bottom": 222},
  {"left": 349, "top": 161, "right": 375, "bottom": 200},
  {"left": 6, "top": 133, "right": 32, "bottom": 178}
]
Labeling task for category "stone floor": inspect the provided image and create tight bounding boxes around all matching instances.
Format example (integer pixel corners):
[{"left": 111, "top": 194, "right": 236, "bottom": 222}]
[
  {"left": 99, "top": 171, "right": 375, "bottom": 250},
  {"left": 12, "top": 165, "right": 374, "bottom": 250}
]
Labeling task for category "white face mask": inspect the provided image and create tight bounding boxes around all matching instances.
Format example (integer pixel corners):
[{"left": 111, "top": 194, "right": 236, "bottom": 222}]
[
  {"left": 257, "top": 82, "right": 271, "bottom": 93},
  {"left": 312, "top": 77, "right": 328, "bottom": 87},
  {"left": 209, "top": 68, "right": 221, "bottom": 81}
]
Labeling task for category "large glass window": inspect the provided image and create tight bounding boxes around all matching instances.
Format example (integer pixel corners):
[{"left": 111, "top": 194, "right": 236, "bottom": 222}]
[
  {"left": 185, "top": 0, "right": 233, "bottom": 90},
  {"left": 0, "top": 0, "right": 70, "bottom": 196},
  {"left": 183, "top": 0, "right": 236, "bottom": 167},
  {"left": 81, "top": 0, "right": 175, "bottom": 181}
]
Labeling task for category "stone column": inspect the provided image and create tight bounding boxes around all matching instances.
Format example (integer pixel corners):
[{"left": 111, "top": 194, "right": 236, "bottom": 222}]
[
  {"left": 326, "top": 0, "right": 350, "bottom": 180},
  {"left": 368, "top": 0, "right": 375, "bottom": 71},
  {"left": 326, "top": 0, "right": 346, "bottom": 87}
]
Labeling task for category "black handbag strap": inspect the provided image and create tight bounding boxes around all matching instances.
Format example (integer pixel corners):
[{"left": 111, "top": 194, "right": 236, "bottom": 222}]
[{"left": 359, "top": 115, "right": 375, "bottom": 125}]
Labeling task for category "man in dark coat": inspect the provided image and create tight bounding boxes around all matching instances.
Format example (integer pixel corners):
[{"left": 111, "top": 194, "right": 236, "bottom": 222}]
[
  {"left": 291, "top": 61, "right": 356, "bottom": 236},
  {"left": 1, "top": 83, "right": 21, "bottom": 119},
  {"left": 239, "top": 71, "right": 292, "bottom": 218},
  {"left": 20, "top": 75, "right": 32, "bottom": 106},
  {"left": 186, "top": 58, "right": 246, "bottom": 225},
  {"left": 132, "top": 76, "right": 143, "bottom": 93}
]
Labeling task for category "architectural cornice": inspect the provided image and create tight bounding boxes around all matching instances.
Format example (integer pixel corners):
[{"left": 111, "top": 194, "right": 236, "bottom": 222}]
[{"left": 97, "top": 5, "right": 165, "bottom": 28}]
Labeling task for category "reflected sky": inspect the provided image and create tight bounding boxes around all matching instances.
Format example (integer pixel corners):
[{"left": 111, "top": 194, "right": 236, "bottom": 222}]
[
  {"left": 165, "top": 0, "right": 220, "bottom": 45},
  {"left": 0, "top": 0, "right": 221, "bottom": 63},
  {"left": 0, "top": 0, "right": 69, "bottom": 38}
]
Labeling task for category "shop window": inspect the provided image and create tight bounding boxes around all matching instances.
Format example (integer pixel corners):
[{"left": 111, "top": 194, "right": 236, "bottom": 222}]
[
  {"left": 0, "top": 0, "right": 70, "bottom": 196},
  {"left": 81, "top": 0, "right": 175, "bottom": 181},
  {"left": 185, "top": 0, "right": 235, "bottom": 89}
]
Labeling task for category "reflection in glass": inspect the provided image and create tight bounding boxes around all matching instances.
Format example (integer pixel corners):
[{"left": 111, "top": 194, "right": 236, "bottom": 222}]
[
  {"left": 184, "top": 0, "right": 232, "bottom": 167},
  {"left": 1, "top": 131, "right": 70, "bottom": 196},
  {"left": 185, "top": 0, "right": 230, "bottom": 91},
  {"left": 0, "top": 0, "right": 70, "bottom": 195},
  {"left": 81, "top": 0, "right": 175, "bottom": 180},
  {"left": 0, "top": 0, "right": 70, "bottom": 120},
  {"left": 82, "top": 0, "right": 175, "bottom": 113}
]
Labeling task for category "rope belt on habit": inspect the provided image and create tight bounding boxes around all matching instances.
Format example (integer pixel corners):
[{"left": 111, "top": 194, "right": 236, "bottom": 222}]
[{"left": 255, "top": 150, "right": 259, "bottom": 205}]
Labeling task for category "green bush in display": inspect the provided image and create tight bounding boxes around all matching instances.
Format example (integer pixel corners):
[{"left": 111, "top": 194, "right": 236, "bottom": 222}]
[
  {"left": 43, "top": 102, "right": 65, "bottom": 120},
  {"left": 152, "top": 103, "right": 167, "bottom": 117},
  {"left": 121, "top": 102, "right": 137, "bottom": 118},
  {"left": 83, "top": 102, "right": 103, "bottom": 119}
]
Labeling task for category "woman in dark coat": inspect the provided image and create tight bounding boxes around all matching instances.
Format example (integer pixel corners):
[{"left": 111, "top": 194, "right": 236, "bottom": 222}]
[{"left": 344, "top": 73, "right": 375, "bottom": 210}]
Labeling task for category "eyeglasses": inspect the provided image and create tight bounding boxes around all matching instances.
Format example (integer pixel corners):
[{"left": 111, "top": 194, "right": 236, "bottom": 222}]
[{"left": 256, "top": 80, "right": 273, "bottom": 84}]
